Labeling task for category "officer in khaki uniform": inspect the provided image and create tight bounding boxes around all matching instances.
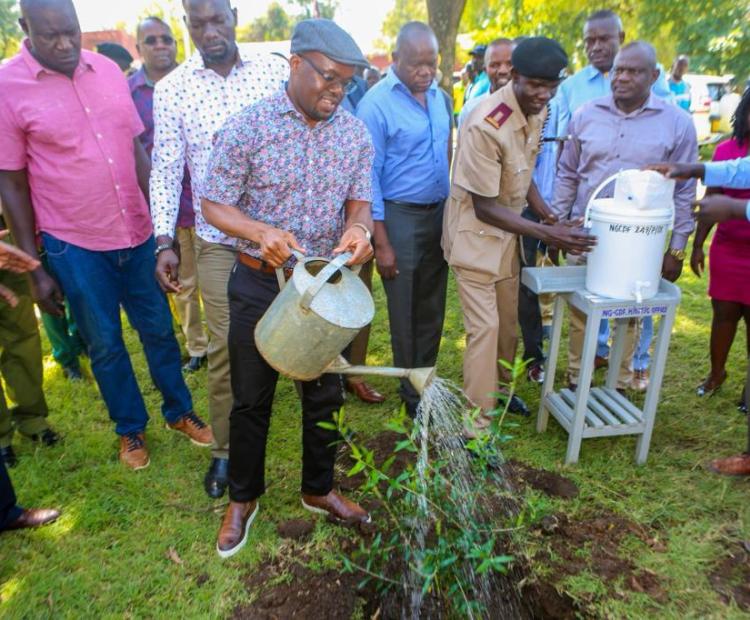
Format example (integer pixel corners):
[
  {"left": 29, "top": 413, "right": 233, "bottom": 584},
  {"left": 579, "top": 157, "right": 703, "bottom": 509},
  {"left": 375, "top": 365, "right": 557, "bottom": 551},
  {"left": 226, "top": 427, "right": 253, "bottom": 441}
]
[{"left": 443, "top": 38, "right": 596, "bottom": 431}]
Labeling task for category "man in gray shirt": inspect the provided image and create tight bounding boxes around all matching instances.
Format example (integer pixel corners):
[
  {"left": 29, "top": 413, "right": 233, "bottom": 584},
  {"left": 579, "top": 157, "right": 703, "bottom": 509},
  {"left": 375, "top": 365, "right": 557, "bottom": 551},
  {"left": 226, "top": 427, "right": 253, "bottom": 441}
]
[{"left": 552, "top": 42, "right": 697, "bottom": 392}]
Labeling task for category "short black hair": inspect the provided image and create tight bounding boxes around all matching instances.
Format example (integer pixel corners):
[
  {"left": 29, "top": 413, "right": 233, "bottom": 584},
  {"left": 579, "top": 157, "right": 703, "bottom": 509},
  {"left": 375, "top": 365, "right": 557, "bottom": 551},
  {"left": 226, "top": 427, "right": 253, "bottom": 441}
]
[
  {"left": 136, "top": 16, "right": 171, "bottom": 40},
  {"left": 586, "top": 9, "right": 623, "bottom": 31},
  {"left": 732, "top": 87, "right": 750, "bottom": 147}
]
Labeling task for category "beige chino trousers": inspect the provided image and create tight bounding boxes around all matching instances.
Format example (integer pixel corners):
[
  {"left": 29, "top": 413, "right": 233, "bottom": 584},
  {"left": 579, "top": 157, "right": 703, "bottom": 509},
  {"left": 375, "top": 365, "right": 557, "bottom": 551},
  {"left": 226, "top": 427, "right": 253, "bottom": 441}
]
[{"left": 195, "top": 237, "right": 236, "bottom": 459}]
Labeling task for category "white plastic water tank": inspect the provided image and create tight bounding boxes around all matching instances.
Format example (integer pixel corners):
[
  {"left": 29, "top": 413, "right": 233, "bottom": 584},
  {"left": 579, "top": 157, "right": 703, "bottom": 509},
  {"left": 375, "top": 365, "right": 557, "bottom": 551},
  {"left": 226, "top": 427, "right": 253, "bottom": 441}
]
[{"left": 584, "top": 170, "right": 675, "bottom": 301}]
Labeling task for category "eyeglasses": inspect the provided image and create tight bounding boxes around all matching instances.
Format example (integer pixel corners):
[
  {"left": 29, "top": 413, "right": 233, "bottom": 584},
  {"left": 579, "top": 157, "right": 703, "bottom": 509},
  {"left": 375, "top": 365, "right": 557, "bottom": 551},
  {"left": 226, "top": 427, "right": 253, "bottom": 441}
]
[
  {"left": 299, "top": 54, "right": 357, "bottom": 95},
  {"left": 143, "top": 35, "right": 175, "bottom": 46}
]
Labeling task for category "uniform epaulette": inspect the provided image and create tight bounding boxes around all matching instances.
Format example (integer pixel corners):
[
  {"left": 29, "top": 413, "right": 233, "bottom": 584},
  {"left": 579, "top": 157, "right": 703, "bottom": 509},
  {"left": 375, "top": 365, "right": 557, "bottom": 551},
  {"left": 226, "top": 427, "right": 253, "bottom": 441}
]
[{"left": 484, "top": 102, "right": 513, "bottom": 129}]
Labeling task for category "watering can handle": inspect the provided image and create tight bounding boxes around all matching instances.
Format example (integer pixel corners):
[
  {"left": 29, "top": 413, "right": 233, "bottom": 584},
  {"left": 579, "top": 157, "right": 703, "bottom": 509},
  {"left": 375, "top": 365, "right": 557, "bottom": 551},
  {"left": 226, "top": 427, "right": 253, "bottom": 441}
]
[
  {"left": 583, "top": 172, "right": 622, "bottom": 228},
  {"left": 299, "top": 252, "right": 353, "bottom": 312}
]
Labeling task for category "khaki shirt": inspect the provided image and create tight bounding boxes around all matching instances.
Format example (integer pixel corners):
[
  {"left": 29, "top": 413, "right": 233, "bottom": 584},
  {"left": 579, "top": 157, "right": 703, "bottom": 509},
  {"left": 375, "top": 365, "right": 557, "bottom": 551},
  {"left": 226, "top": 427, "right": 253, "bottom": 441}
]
[{"left": 442, "top": 82, "right": 545, "bottom": 282}]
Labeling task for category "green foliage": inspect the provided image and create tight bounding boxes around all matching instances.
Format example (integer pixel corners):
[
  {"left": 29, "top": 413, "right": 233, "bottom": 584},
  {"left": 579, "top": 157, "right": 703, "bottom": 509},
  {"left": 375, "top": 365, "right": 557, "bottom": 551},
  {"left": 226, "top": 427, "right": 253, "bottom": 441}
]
[
  {"left": 378, "top": 0, "right": 428, "bottom": 49},
  {"left": 237, "top": 2, "right": 295, "bottom": 43},
  {"left": 381, "top": 0, "right": 750, "bottom": 81},
  {"left": 237, "top": 1, "right": 339, "bottom": 43},
  {"left": 331, "top": 356, "right": 535, "bottom": 616},
  {"left": 0, "top": 0, "right": 21, "bottom": 60}
]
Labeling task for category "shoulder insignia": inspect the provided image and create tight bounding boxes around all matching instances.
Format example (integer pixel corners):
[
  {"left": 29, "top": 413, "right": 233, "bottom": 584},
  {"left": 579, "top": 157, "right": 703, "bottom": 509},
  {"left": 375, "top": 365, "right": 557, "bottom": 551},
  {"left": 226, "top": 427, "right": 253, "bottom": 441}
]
[{"left": 484, "top": 102, "right": 513, "bottom": 129}]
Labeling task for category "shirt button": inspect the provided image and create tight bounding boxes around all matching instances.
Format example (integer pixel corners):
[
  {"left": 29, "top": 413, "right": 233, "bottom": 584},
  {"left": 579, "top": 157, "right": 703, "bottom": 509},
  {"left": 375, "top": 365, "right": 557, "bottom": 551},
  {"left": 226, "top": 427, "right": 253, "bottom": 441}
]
[
  {"left": 108, "top": 158, "right": 114, "bottom": 164},
  {"left": 479, "top": 230, "right": 485, "bottom": 235},
  {"left": 115, "top": 185, "right": 120, "bottom": 190},
  {"left": 85, "top": 107, "right": 90, "bottom": 113},
  {"left": 96, "top": 133, "right": 102, "bottom": 139}
]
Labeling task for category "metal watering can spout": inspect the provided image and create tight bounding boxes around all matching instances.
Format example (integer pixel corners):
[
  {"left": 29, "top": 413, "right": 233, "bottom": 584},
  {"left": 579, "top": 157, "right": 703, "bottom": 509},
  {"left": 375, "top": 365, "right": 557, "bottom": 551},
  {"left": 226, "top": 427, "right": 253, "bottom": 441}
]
[{"left": 326, "top": 356, "right": 436, "bottom": 396}]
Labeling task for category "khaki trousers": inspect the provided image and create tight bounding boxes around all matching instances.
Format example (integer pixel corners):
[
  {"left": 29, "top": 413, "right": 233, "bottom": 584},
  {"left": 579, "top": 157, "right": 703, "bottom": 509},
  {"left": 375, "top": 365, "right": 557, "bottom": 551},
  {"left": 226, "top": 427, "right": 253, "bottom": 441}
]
[
  {"left": 454, "top": 267, "right": 519, "bottom": 413},
  {"left": 566, "top": 253, "right": 636, "bottom": 389},
  {"left": 171, "top": 227, "right": 208, "bottom": 358},
  {"left": 195, "top": 237, "right": 236, "bottom": 459}
]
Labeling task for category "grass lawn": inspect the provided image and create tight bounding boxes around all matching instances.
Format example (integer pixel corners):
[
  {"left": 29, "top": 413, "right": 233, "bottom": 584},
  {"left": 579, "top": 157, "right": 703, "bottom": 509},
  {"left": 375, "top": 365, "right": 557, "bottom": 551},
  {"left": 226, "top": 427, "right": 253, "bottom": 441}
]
[{"left": 1, "top": 240, "right": 748, "bottom": 619}]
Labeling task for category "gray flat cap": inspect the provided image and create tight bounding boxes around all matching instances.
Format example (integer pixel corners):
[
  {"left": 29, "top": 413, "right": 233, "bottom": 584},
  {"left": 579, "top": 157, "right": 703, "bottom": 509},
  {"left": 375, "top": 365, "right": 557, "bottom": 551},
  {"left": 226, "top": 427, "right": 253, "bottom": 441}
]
[{"left": 291, "top": 18, "right": 369, "bottom": 68}]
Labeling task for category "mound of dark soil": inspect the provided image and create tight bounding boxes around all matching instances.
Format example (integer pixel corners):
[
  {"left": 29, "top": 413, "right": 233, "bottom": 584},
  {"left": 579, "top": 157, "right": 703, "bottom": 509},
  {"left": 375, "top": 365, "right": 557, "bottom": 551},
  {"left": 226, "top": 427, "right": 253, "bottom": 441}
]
[{"left": 709, "top": 540, "right": 750, "bottom": 611}]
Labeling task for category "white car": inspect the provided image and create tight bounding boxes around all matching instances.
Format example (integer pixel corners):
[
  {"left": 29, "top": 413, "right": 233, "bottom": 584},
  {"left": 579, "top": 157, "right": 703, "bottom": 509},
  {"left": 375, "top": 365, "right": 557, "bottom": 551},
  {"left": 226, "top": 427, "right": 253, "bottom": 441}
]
[{"left": 682, "top": 73, "right": 735, "bottom": 142}]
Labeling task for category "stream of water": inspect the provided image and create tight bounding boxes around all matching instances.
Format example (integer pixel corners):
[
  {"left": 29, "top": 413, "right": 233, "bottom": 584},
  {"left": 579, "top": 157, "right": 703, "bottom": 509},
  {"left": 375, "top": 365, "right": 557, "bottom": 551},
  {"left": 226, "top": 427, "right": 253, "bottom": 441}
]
[{"left": 404, "top": 377, "right": 525, "bottom": 619}]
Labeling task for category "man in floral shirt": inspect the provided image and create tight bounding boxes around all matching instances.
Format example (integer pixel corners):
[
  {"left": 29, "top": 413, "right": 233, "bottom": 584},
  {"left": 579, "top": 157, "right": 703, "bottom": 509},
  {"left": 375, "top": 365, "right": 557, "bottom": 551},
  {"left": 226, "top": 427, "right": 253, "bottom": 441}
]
[{"left": 202, "top": 19, "right": 375, "bottom": 559}]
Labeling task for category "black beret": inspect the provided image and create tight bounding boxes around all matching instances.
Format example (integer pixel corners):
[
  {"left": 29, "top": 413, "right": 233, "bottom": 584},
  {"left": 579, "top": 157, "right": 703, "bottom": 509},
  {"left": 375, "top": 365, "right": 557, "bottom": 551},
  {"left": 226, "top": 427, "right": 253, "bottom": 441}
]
[
  {"left": 291, "top": 19, "right": 369, "bottom": 68},
  {"left": 511, "top": 36, "right": 568, "bottom": 80},
  {"left": 96, "top": 42, "right": 133, "bottom": 65},
  {"left": 469, "top": 44, "right": 487, "bottom": 56}
]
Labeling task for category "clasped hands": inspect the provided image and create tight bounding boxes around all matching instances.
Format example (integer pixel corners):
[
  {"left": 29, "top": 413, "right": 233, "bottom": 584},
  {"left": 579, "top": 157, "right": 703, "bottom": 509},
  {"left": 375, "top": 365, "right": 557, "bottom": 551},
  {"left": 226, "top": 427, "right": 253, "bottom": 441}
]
[{"left": 258, "top": 223, "right": 373, "bottom": 269}]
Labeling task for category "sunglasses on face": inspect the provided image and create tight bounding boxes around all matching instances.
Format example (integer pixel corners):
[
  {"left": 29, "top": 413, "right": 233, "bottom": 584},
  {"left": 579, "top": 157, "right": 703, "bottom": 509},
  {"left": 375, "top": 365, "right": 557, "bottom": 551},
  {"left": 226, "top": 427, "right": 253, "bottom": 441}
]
[
  {"left": 143, "top": 35, "right": 175, "bottom": 46},
  {"left": 300, "top": 54, "right": 357, "bottom": 95}
]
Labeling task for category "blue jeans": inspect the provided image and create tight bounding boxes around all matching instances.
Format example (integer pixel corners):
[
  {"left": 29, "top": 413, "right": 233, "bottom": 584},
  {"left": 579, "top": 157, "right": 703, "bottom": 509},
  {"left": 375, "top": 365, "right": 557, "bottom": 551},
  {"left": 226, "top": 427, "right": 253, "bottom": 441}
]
[
  {"left": 597, "top": 319, "right": 610, "bottom": 358},
  {"left": 633, "top": 316, "right": 653, "bottom": 372},
  {"left": 42, "top": 233, "right": 192, "bottom": 436}
]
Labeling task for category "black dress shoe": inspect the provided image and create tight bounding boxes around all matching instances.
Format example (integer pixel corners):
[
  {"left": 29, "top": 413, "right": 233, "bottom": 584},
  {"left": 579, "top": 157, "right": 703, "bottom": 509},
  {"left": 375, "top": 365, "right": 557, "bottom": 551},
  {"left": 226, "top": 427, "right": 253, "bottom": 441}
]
[
  {"left": 183, "top": 355, "right": 207, "bottom": 373},
  {"left": 0, "top": 445, "right": 17, "bottom": 468},
  {"left": 29, "top": 429, "right": 60, "bottom": 447},
  {"left": 204, "top": 457, "right": 229, "bottom": 499},
  {"left": 62, "top": 365, "right": 83, "bottom": 381},
  {"left": 499, "top": 394, "right": 530, "bottom": 417}
]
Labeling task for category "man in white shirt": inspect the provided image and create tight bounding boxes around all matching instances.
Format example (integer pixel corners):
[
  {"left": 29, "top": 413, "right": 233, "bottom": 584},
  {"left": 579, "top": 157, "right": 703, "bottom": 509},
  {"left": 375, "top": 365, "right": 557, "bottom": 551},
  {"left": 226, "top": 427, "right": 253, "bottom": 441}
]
[{"left": 150, "top": 0, "right": 288, "bottom": 499}]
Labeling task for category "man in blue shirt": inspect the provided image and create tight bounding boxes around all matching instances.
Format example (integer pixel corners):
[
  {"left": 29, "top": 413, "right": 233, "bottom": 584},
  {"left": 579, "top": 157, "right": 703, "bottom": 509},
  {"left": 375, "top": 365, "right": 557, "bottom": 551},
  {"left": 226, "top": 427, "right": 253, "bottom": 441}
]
[
  {"left": 465, "top": 44, "right": 489, "bottom": 101},
  {"left": 357, "top": 21, "right": 452, "bottom": 416}
]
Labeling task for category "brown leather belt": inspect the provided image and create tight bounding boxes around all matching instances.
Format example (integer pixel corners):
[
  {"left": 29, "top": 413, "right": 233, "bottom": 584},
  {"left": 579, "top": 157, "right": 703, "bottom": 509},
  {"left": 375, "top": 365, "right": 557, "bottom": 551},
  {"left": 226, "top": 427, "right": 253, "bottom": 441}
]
[{"left": 238, "top": 253, "right": 293, "bottom": 279}]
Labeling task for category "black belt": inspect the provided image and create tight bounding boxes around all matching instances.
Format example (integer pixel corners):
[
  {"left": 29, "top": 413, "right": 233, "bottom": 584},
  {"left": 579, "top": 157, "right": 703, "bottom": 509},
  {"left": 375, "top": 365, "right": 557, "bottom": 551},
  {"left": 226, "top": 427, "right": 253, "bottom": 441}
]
[{"left": 385, "top": 200, "right": 442, "bottom": 210}]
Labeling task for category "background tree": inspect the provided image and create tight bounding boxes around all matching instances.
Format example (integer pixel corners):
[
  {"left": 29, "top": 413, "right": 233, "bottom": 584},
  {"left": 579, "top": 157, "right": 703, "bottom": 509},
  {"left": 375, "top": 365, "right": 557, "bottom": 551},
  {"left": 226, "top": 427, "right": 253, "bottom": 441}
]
[
  {"left": 380, "top": 0, "right": 750, "bottom": 87},
  {"left": 426, "top": 0, "right": 468, "bottom": 92},
  {"left": 0, "top": 0, "right": 21, "bottom": 60},
  {"left": 237, "top": 2, "right": 294, "bottom": 42},
  {"left": 289, "top": 0, "right": 338, "bottom": 20}
]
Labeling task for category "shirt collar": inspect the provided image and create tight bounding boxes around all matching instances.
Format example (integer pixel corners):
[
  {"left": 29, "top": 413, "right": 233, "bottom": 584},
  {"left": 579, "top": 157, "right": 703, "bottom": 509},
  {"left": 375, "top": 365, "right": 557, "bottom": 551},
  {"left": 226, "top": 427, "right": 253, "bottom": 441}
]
[
  {"left": 596, "top": 92, "right": 664, "bottom": 116},
  {"left": 21, "top": 38, "right": 94, "bottom": 79},
  {"left": 273, "top": 86, "right": 339, "bottom": 128},
  {"left": 499, "top": 81, "right": 529, "bottom": 131},
  {"left": 185, "top": 45, "right": 245, "bottom": 74},
  {"left": 583, "top": 64, "right": 606, "bottom": 82},
  {"left": 128, "top": 66, "right": 154, "bottom": 90},
  {"left": 384, "top": 67, "right": 438, "bottom": 96}
]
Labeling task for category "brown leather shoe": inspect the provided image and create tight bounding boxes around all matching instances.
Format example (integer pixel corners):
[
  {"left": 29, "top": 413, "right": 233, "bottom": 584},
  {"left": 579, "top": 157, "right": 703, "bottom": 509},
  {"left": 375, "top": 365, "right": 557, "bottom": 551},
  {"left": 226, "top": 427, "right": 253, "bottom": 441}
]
[
  {"left": 119, "top": 433, "right": 150, "bottom": 470},
  {"left": 594, "top": 355, "right": 609, "bottom": 370},
  {"left": 167, "top": 412, "right": 213, "bottom": 447},
  {"left": 5, "top": 507, "right": 60, "bottom": 531},
  {"left": 707, "top": 453, "right": 750, "bottom": 476},
  {"left": 302, "top": 490, "right": 371, "bottom": 524},
  {"left": 216, "top": 500, "right": 258, "bottom": 559},
  {"left": 346, "top": 380, "right": 386, "bottom": 404}
]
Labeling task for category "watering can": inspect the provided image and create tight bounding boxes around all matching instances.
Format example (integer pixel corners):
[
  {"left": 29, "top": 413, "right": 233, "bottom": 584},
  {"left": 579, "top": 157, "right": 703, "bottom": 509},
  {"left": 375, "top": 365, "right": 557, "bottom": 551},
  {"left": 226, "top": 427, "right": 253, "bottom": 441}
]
[{"left": 254, "top": 251, "right": 436, "bottom": 394}]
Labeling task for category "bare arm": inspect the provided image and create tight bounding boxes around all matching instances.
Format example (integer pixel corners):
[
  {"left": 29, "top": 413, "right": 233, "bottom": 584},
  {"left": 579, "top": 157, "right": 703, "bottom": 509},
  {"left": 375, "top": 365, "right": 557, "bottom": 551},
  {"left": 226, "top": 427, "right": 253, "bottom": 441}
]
[
  {"left": 0, "top": 169, "right": 64, "bottom": 315},
  {"left": 202, "top": 198, "right": 304, "bottom": 268},
  {"left": 134, "top": 138, "right": 151, "bottom": 203},
  {"left": 526, "top": 180, "right": 557, "bottom": 223},
  {"left": 472, "top": 193, "right": 596, "bottom": 254}
]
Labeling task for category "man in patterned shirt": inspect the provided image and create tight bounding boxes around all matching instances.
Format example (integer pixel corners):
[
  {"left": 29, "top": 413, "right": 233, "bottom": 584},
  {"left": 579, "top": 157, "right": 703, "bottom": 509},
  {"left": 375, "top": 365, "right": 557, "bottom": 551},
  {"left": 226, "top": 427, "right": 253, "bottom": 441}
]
[
  {"left": 201, "top": 19, "right": 375, "bottom": 559},
  {"left": 150, "top": 0, "right": 288, "bottom": 499}
]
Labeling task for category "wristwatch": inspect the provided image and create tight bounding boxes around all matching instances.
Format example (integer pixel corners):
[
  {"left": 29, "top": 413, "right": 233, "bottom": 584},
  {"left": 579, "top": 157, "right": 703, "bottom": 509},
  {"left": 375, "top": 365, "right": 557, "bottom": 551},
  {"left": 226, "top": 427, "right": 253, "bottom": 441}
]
[
  {"left": 155, "top": 242, "right": 173, "bottom": 258},
  {"left": 350, "top": 223, "right": 372, "bottom": 243},
  {"left": 668, "top": 247, "right": 686, "bottom": 261}
]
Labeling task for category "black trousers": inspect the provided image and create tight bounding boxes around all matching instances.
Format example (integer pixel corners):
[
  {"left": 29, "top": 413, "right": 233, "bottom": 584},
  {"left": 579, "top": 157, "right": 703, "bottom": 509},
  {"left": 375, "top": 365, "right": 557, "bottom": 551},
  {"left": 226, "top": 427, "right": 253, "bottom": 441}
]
[
  {"left": 226, "top": 261, "right": 344, "bottom": 503},
  {"left": 518, "top": 208, "right": 545, "bottom": 365},
  {"left": 382, "top": 200, "right": 448, "bottom": 408},
  {"left": 0, "top": 457, "right": 22, "bottom": 531}
]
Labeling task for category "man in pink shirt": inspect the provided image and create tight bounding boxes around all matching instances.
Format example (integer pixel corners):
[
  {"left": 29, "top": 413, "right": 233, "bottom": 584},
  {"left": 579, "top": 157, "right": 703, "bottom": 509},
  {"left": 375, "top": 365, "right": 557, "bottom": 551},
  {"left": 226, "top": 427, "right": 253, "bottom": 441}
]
[{"left": 0, "top": 0, "right": 212, "bottom": 470}]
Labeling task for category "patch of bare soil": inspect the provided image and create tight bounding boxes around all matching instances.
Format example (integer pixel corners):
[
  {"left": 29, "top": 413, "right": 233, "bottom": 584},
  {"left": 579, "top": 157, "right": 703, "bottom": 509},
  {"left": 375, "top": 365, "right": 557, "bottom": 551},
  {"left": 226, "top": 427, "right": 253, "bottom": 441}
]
[
  {"left": 504, "top": 459, "right": 580, "bottom": 499},
  {"left": 709, "top": 540, "right": 750, "bottom": 611},
  {"left": 531, "top": 511, "right": 669, "bottom": 606},
  {"left": 232, "top": 553, "right": 364, "bottom": 620}
]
